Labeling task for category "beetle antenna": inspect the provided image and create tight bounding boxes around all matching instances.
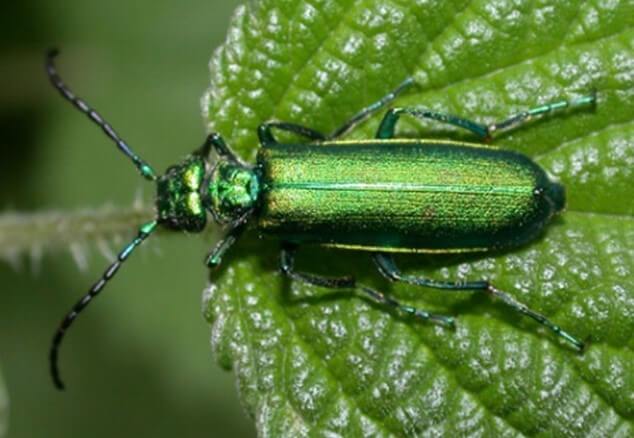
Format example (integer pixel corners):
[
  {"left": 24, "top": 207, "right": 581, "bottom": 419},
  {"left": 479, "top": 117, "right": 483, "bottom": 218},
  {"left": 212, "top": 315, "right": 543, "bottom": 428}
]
[
  {"left": 45, "top": 48, "right": 158, "bottom": 181},
  {"left": 50, "top": 221, "right": 158, "bottom": 390}
]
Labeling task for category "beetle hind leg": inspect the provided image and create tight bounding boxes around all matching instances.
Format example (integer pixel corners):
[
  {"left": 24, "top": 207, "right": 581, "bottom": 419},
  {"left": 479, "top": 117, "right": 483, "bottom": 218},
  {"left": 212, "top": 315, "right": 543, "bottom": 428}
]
[
  {"left": 355, "top": 285, "right": 455, "bottom": 328},
  {"left": 486, "top": 92, "right": 597, "bottom": 138},
  {"left": 376, "top": 92, "right": 597, "bottom": 142},
  {"left": 373, "top": 253, "right": 585, "bottom": 352},
  {"left": 280, "top": 244, "right": 454, "bottom": 327}
]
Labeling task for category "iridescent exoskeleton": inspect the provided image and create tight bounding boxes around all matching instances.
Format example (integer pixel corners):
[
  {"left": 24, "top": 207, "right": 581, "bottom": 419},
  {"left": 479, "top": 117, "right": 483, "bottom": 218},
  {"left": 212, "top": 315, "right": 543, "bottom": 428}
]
[{"left": 46, "top": 50, "right": 595, "bottom": 390}]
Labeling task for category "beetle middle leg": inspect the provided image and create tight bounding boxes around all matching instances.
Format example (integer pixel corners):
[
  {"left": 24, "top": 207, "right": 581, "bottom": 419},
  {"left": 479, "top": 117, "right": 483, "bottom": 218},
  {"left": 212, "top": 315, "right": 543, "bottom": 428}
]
[
  {"left": 373, "top": 253, "right": 585, "bottom": 351},
  {"left": 377, "top": 107, "right": 490, "bottom": 140},
  {"left": 258, "top": 121, "right": 327, "bottom": 147},
  {"left": 280, "top": 244, "right": 455, "bottom": 327},
  {"left": 258, "top": 78, "right": 415, "bottom": 145},
  {"left": 327, "top": 77, "right": 415, "bottom": 139},
  {"left": 376, "top": 92, "right": 596, "bottom": 142}
]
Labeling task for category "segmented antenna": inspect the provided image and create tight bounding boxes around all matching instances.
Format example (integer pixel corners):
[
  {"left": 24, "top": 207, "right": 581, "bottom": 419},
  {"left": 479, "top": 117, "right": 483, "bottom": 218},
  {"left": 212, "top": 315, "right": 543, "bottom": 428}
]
[
  {"left": 50, "top": 221, "right": 158, "bottom": 390},
  {"left": 45, "top": 49, "right": 157, "bottom": 181}
]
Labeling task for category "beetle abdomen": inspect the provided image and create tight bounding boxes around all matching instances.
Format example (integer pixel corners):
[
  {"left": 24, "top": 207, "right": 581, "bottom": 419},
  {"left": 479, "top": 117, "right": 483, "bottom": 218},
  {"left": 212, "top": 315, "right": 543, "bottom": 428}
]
[{"left": 256, "top": 140, "right": 562, "bottom": 253}]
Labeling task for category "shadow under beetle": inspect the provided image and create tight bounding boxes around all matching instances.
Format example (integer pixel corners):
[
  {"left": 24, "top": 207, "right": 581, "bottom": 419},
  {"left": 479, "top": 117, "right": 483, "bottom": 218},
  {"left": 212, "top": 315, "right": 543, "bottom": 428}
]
[{"left": 46, "top": 49, "right": 596, "bottom": 390}]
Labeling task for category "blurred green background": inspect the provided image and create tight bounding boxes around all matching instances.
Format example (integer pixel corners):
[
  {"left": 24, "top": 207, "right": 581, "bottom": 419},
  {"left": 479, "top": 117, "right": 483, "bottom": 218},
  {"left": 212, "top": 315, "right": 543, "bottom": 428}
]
[{"left": 0, "top": 0, "right": 254, "bottom": 436}]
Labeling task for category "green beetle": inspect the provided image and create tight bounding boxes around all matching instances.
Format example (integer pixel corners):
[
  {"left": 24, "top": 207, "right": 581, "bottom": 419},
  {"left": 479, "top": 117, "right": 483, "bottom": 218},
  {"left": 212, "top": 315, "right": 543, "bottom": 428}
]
[{"left": 46, "top": 50, "right": 595, "bottom": 390}]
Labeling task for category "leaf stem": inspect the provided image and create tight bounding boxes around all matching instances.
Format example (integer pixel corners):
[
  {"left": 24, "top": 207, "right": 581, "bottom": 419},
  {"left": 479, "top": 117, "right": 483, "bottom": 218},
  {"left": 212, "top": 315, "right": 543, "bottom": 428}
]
[{"left": 0, "top": 204, "right": 155, "bottom": 269}]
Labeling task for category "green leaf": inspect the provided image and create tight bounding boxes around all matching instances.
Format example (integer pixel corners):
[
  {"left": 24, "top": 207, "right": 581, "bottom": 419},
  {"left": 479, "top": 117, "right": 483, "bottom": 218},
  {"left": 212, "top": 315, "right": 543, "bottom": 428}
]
[{"left": 203, "top": 0, "right": 633, "bottom": 435}]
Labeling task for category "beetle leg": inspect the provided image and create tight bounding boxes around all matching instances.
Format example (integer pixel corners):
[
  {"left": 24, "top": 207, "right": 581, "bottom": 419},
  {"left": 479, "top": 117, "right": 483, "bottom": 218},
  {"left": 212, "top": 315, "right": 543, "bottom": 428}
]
[
  {"left": 280, "top": 245, "right": 454, "bottom": 327},
  {"left": 486, "top": 91, "right": 597, "bottom": 140},
  {"left": 376, "top": 107, "right": 489, "bottom": 140},
  {"left": 280, "top": 244, "right": 355, "bottom": 288},
  {"left": 328, "top": 77, "right": 415, "bottom": 139},
  {"left": 258, "top": 122, "right": 326, "bottom": 147},
  {"left": 373, "top": 253, "right": 585, "bottom": 351},
  {"left": 374, "top": 253, "right": 488, "bottom": 290},
  {"left": 205, "top": 222, "right": 247, "bottom": 268},
  {"left": 376, "top": 92, "right": 597, "bottom": 142},
  {"left": 354, "top": 286, "right": 456, "bottom": 328},
  {"left": 198, "top": 132, "right": 243, "bottom": 164},
  {"left": 258, "top": 78, "right": 414, "bottom": 145}
]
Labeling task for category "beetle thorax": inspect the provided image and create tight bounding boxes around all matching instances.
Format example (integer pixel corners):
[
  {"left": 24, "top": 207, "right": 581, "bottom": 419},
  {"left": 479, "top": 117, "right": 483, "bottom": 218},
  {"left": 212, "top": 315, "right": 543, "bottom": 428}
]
[{"left": 207, "top": 161, "right": 260, "bottom": 223}]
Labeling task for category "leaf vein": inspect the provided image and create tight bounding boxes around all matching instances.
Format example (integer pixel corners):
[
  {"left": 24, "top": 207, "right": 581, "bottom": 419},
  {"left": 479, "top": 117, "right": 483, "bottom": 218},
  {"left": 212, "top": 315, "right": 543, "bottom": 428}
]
[
  {"left": 532, "top": 120, "right": 634, "bottom": 161},
  {"left": 417, "top": 27, "right": 631, "bottom": 98}
]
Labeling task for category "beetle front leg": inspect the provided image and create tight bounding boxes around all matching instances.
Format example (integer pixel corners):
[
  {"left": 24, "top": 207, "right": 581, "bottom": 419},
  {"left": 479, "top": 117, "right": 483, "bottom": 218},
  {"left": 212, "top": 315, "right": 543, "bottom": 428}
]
[
  {"left": 258, "top": 122, "right": 326, "bottom": 148},
  {"left": 206, "top": 223, "right": 247, "bottom": 268},
  {"left": 198, "top": 132, "right": 246, "bottom": 165},
  {"left": 373, "top": 253, "right": 585, "bottom": 351},
  {"left": 281, "top": 245, "right": 454, "bottom": 327},
  {"left": 353, "top": 286, "right": 456, "bottom": 328}
]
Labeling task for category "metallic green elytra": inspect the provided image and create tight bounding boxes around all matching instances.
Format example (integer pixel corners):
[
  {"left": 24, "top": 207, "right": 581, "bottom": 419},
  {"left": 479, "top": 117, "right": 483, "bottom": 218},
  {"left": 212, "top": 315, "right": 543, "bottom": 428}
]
[
  {"left": 257, "top": 140, "right": 565, "bottom": 253},
  {"left": 46, "top": 49, "right": 597, "bottom": 390}
]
